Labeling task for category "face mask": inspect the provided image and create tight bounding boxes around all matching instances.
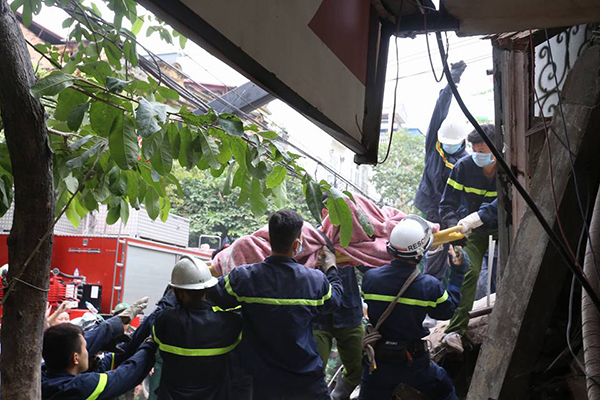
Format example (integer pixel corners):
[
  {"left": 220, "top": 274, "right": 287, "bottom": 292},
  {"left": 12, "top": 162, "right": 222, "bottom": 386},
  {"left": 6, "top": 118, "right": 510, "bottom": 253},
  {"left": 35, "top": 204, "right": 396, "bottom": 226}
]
[
  {"left": 295, "top": 242, "right": 303, "bottom": 257},
  {"left": 442, "top": 143, "right": 462, "bottom": 155},
  {"left": 472, "top": 152, "right": 494, "bottom": 167}
]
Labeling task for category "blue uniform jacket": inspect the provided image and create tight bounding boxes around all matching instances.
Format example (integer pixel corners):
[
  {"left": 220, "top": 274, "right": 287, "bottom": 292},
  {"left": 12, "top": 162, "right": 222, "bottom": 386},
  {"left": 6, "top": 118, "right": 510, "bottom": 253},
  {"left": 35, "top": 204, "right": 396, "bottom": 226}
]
[
  {"left": 478, "top": 198, "right": 498, "bottom": 230},
  {"left": 415, "top": 84, "right": 469, "bottom": 223},
  {"left": 152, "top": 300, "right": 243, "bottom": 400},
  {"left": 439, "top": 156, "right": 497, "bottom": 229},
  {"left": 313, "top": 265, "right": 362, "bottom": 330},
  {"left": 209, "top": 256, "right": 343, "bottom": 387},
  {"left": 362, "top": 260, "right": 462, "bottom": 341},
  {"left": 42, "top": 317, "right": 156, "bottom": 399}
]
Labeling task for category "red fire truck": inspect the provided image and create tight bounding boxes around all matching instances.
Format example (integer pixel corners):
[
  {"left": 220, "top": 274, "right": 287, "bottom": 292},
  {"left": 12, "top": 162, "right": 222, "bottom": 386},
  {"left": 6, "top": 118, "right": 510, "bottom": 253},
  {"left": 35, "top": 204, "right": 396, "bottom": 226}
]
[{"left": 0, "top": 205, "right": 214, "bottom": 320}]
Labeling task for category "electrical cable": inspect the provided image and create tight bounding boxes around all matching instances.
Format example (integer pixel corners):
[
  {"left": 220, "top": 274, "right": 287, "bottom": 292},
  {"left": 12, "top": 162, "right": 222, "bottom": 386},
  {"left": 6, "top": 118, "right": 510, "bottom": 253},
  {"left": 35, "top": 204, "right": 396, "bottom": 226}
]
[
  {"left": 378, "top": 13, "right": 402, "bottom": 165},
  {"left": 543, "top": 29, "right": 600, "bottom": 287},
  {"left": 385, "top": 54, "right": 491, "bottom": 82},
  {"left": 435, "top": 31, "right": 600, "bottom": 313},
  {"left": 424, "top": 11, "right": 447, "bottom": 83},
  {"left": 528, "top": 31, "right": 580, "bottom": 269}
]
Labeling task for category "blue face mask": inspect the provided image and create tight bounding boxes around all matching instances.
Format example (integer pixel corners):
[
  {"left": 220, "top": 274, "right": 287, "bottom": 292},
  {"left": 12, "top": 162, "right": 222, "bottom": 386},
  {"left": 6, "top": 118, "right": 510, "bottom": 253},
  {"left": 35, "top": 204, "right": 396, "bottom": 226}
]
[
  {"left": 442, "top": 143, "right": 462, "bottom": 155},
  {"left": 472, "top": 152, "right": 494, "bottom": 167},
  {"left": 295, "top": 242, "right": 303, "bottom": 257}
]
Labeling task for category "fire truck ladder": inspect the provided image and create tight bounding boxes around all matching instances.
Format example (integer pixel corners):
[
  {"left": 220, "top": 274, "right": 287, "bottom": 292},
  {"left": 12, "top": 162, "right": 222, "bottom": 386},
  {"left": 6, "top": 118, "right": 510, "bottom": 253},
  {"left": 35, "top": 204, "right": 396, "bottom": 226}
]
[{"left": 110, "top": 223, "right": 126, "bottom": 312}]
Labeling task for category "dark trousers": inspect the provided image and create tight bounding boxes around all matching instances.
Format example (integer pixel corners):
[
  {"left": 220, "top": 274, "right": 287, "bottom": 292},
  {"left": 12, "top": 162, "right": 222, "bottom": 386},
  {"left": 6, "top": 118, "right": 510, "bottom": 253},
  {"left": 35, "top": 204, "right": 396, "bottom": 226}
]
[
  {"left": 359, "top": 356, "right": 456, "bottom": 400},
  {"left": 252, "top": 377, "right": 330, "bottom": 400}
]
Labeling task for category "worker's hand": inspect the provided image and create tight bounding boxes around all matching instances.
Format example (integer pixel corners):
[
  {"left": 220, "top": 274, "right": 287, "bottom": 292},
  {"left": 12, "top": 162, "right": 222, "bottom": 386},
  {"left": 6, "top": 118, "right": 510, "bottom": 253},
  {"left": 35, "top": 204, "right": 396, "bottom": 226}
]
[
  {"left": 450, "top": 60, "right": 467, "bottom": 83},
  {"left": 319, "top": 246, "right": 336, "bottom": 273},
  {"left": 119, "top": 296, "right": 149, "bottom": 323},
  {"left": 144, "top": 335, "right": 158, "bottom": 350},
  {"left": 457, "top": 212, "right": 483, "bottom": 235}
]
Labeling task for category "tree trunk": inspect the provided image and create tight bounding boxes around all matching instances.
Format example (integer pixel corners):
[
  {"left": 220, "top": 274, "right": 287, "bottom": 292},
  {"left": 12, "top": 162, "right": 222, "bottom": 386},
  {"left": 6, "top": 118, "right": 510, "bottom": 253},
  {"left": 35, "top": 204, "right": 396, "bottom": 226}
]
[
  {"left": 0, "top": 1, "right": 55, "bottom": 399},
  {"left": 582, "top": 186, "right": 600, "bottom": 400}
]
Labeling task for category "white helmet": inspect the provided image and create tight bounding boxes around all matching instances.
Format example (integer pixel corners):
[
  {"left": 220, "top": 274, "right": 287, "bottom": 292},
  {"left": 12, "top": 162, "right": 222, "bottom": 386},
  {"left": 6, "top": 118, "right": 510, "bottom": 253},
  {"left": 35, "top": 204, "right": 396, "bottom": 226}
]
[
  {"left": 387, "top": 215, "right": 434, "bottom": 259},
  {"left": 438, "top": 116, "right": 470, "bottom": 146},
  {"left": 169, "top": 256, "right": 217, "bottom": 290}
]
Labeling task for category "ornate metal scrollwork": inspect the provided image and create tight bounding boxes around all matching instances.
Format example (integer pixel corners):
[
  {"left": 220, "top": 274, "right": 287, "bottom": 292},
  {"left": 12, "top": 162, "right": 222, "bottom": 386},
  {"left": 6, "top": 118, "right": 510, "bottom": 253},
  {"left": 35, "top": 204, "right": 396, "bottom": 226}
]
[{"left": 535, "top": 25, "right": 592, "bottom": 116}]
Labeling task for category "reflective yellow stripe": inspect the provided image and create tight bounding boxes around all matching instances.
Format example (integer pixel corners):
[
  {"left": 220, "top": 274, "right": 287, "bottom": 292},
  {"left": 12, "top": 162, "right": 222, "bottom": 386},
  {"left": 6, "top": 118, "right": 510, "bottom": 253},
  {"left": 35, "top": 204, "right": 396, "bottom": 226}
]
[
  {"left": 153, "top": 326, "right": 242, "bottom": 356},
  {"left": 447, "top": 178, "right": 497, "bottom": 198},
  {"left": 436, "top": 141, "right": 455, "bottom": 169},
  {"left": 212, "top": 305, "right": 242, "bottom": 312},
  {"left": 86, "top": 373, "right": 107, "bottom": 400},
  {"left": 224, "top": 275, "right": 332, "bottom": 306},
  {"left": 110, "top": 353, "right": 115, "bottom": 370},
  {"left": 363, "top": 291, "right": 449, "bottom": 308}
]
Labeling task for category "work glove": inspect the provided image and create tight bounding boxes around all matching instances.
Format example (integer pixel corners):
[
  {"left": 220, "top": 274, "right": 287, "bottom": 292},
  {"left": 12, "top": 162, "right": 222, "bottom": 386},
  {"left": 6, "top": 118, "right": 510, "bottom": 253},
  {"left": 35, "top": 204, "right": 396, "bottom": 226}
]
[
  {"left": 448, "top": 248, "right": 470, "bottom": 291},
  {"left": 450, "top": 60, "right": 467, "bottom": 84},
  {"left": 119, "top": 296, "right": 149, "bottom": 323},
  {"left": 457, "top": 212, "right": 483, "bottom": 235},
  {"left": 319, "top": 246, "right": 337, "bottom": 274}
]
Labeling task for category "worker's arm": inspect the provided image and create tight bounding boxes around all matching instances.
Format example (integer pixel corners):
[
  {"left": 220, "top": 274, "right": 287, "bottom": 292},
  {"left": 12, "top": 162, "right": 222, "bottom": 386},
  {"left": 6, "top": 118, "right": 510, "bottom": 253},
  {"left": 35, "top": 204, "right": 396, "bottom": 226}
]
[
  {"left": 439, "top": 162, "right": 465, "bottom": 229},
  {"left": 209, "top": 270, "right": 243, "bottom": 310},
  {"left": 80, "top": 341, "right": 157, "bottom": 400},
  {"left": 478, "top": 198, "right": 498, "bottom": 229},
  {"left": 424, "top": 61, "right": 467, "bottom": 155},
  {"left": 316, "top": 246, "right": 344, "bottom": 314},
  {"left": 85, "top": 316, "right": 125, "bottom": 357},
  {"left": 427, "top": 249, "right": 469, "bottom": 320},
  {"left": 115, "top": 289, "right": 176, "bottom": 365}
]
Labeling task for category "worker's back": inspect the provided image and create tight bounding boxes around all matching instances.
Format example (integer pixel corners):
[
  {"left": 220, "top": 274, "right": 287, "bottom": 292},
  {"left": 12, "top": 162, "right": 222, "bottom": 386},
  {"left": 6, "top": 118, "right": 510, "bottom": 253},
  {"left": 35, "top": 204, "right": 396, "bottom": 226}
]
[
  {"left": 211, "top": 255, "right": 343, "bottom": 398},
  {"left": 153, "top": 300, "right": 242, "bottom": 400}
]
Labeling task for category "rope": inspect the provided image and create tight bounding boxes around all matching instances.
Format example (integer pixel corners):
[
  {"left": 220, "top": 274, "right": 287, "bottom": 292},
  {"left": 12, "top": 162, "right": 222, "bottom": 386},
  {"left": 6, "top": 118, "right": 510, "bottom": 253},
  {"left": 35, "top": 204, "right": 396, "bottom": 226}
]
[{"left": 363, "top": 268, "right": 421, "bottom": 373}]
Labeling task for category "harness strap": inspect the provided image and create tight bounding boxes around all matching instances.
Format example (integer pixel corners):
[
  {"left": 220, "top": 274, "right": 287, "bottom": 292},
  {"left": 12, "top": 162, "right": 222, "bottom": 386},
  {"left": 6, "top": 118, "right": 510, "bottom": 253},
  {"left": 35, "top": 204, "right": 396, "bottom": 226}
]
[{"left": 362, "top": 268, "right": 421, "bottom": 373}]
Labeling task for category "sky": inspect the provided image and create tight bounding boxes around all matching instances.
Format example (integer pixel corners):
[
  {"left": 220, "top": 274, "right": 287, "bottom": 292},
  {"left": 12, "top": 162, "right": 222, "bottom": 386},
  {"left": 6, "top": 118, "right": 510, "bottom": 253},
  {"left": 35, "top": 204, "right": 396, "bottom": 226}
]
[{"left": 34, "top": 4, "right": 494, "bottom": 156}]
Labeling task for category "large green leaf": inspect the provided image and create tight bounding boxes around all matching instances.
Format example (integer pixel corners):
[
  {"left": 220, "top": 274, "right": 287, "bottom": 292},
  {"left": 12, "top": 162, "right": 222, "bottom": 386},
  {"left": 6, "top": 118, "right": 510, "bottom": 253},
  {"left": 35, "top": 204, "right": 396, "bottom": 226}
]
[
  {"left": 108, "top": 166, "right": 127, "bottom": 196},
  {"left": 236, "top": 172, "right": 251, "bottom": 206},
  {"left": 65, "top": 196, "right": 82, "bottom": 228},
  {"left": 144, "top": 186, "right": 160, "bottom": 220},
  {"left": 67, "top": 102, "right": 90, "bottom": 131},
  {"left": 357, "top": 206, "right": 375, "bottom": 237},
  {"left": 106, "top": 77, "right": 132, "bottom": 93},
  {"left": 223, "top": 163, "right": 234, "bottom": 196},
  {"left": 31, "top": 71, "right": 76, "bottom": 98},
  {"left": 90, "top": 101, "right": 120, "bottom": 137},
  {"left": 178, "top": 127, "right": 195, "bottom": 169},
  {"left": 150, "top": 133, "right": 173, "bottom": 176},
  {"left": 217, "top": 115, "right": 244, "bottom": 137},
  {"left": 167, "top": 124, "right": 181, "bottom": 160},
  {"left": 64, "top": 173, "right": 79, "bottom": 193},
  {"left": 230, "top": 137, "right": 247, "bottom": 168},
  {"left": 103, "top": 39, "right": 122, "bottom": 70},
  {"left": 273, "top": 181, "right": 288, "bottom": 209},
  {"left": 120, "top": 199, "right": 130, "bottom": 225},
  {"left": 109, "top": 113, "right": 138, "bottom": 170},
  {"left": 136, "top": 98, "right": 166, "bottom": 138},
  {"left": 305, "top": 180, "right": 323, "bottom": 224},
  {"left": 159, "top": 196, "right": 170, "bottom": 222},
  {"left": 326, "top": 189, "right": 353, "bottom": 247},
  {"left": 66, "top": 141, "right": 105, "bottom": 170},
  {"left": 250, "top": 178, "right": 268, "bottom": 216},
  {"left": 78, "top": 61, "right": 112, "bottom": 86},
  {"left": 266, "top": 165, "right": 286, "bottom": 189},
  {"left": 54, "top": 89, "right": 88, "bottom": 121},
  {"left": 198, "top": 129, "right": 221, "bottom": 170},
  {"left": 106, "top": 203, "right": 121, "bottom": 225}
]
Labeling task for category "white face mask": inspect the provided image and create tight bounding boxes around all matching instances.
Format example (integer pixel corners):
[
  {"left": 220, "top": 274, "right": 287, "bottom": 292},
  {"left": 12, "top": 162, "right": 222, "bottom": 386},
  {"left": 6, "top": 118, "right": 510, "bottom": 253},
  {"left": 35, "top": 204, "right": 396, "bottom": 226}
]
[
  {"left": 442, "top": 143, "right": 462, "bottom": 155},
  {"left": 472, "top": 152, "right": 494, "bottom": 167}
]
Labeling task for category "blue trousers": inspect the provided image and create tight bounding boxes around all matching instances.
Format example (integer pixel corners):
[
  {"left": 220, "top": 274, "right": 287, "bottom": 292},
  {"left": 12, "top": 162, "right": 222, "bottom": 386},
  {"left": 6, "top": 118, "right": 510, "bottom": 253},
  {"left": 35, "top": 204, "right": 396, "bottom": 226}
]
[{"left": 359, "top": 356, "right": 457, "bottom": 400}]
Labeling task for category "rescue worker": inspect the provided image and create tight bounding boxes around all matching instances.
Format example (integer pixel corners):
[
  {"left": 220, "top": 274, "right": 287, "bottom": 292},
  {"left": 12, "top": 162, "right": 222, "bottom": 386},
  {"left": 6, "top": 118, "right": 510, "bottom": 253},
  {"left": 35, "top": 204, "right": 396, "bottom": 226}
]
[
  {"left": 42, "top": 301, "right": 154, "bottom": 399},
  {"left": 313, "top": 196, "right": 364, "bottom": 400},
  {"left": 359, "top": 215, "right": 468, "bottom": 399},
  {"left": 439, "top": 125, "right": 498, "bottom": 352},
  {"left": 414, "top": 60, "right": 469, "bottom": 280},
  {"left": 152, "top": 256, "right": 245, "bottom": 399},
  {"left": 210, "top": 209, "right": 344, "bottom": 400}
]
